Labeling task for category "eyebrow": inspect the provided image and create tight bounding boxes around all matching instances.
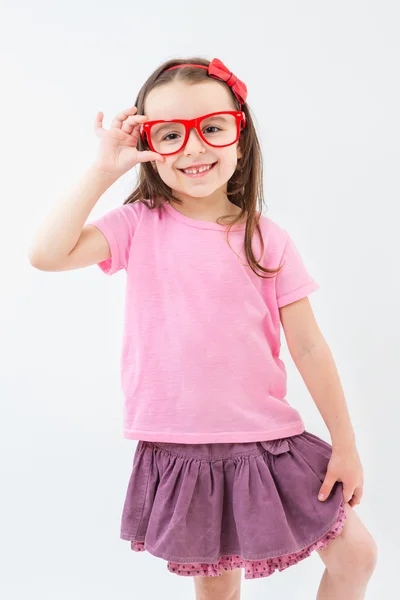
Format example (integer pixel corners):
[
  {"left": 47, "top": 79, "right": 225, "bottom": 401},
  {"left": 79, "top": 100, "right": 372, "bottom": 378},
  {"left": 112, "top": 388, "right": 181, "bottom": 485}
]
[
  {"left": 153, "top": 114, "right": 230, "bottom": 125},
  {"left": 152, "top": 122, "right": 179, "bottom": 134}
]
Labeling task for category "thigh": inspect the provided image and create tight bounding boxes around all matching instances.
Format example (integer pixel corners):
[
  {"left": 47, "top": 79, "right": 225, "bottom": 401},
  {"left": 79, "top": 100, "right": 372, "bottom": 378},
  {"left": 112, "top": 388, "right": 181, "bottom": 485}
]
[
  {"left": 193, "top": 567, "right": 242, "bottom": 600},
  {"left": 316, "top": 503, "right": 378, "bottom": 574}
]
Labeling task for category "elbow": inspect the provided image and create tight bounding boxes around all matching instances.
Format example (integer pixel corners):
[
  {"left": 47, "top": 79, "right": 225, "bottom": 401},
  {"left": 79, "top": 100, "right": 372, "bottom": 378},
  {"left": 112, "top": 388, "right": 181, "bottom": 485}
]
[
  {"left": 28, "top": 249, "right": 53, "bottom": 271},
  {"left": 28, "top": 249, "right": 42, "bottom": 269}
]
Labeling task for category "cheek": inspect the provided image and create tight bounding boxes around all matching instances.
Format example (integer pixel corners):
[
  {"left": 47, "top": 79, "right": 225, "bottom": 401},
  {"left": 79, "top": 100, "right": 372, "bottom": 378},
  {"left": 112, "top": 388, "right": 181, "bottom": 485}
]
[
  {"left": 154, "top": 161, "right": 177, "bottom": 184},
  {"left": 222, "top": 152, "right": 241, "bottom": 175}
]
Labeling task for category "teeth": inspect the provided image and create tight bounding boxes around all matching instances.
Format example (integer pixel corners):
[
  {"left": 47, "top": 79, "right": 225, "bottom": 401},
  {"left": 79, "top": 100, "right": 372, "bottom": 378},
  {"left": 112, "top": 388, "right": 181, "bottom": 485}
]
[{"left": 183, "top": 164, "right": 213, "bottom": 174}]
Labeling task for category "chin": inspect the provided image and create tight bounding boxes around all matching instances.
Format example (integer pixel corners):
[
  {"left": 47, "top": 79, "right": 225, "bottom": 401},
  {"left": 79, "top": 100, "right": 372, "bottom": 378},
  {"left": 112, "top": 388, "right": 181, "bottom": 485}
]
[
  {"left": 178, "top": 185, "right": 220, "bottom": 198},
  {"left": 162, "top": 175, "right": 220, "bottom": 196}
]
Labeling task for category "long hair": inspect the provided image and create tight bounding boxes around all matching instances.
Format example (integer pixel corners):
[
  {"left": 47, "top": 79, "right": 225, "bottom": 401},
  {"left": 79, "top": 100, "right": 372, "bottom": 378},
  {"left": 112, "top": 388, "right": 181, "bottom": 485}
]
[{"left": 123, "top": 56, "right": 283, "bottom": 279}]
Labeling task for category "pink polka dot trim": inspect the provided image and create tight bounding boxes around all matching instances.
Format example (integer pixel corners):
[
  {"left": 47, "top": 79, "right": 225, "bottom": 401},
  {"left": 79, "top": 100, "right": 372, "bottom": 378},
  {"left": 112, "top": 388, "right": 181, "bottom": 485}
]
[{"left": 130, "top": 500, "right": 347, "bottom": 579}]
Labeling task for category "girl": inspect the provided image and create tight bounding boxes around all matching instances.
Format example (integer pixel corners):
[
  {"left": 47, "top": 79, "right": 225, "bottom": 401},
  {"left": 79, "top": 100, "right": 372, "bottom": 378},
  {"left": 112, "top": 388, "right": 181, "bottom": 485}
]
[{"left": 29, "top": 57, "right": 378, "bottom": 599}]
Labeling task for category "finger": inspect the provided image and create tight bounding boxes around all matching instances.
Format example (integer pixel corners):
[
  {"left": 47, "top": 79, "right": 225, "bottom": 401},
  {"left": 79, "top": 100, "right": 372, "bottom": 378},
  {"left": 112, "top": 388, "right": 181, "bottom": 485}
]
[
  {"left": 136, "top": 151, "right": 164, "bottom": 164},
  {"left": 121, "top": 114, "right": 148, "bottom": 135},
  {"left": 342, "top": 485, "right": 356, "bottom": 503},
  {"left": 130, "top": 120, "right": 154, "bottom": 147},
  {"left": 318, "top": 477, "right": 336, "bottom": 501},
  {"left": 111, "top": 106, "right": 139, "bottom": 130},
  {"left": 128, "top": 122, "right": 145, "bottom": 146},
  {"left": 94, "top": 111, "right": 104, "bottom": 135},
  {"left": 348, "top": 495, "right": 359, "bottom": 508},
  {"left": 349, "top": 486, "right": 363, "bottom": 506}
]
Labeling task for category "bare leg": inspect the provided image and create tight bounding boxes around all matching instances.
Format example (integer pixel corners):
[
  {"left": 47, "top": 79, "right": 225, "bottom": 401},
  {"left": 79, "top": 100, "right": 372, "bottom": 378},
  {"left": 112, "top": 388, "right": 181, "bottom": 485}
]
[
  {"left": 316, "top": 503, "right": 378, "bottom": 599},
  {"left": 193, "top": 567, "right": 242, "bottom": 600}
]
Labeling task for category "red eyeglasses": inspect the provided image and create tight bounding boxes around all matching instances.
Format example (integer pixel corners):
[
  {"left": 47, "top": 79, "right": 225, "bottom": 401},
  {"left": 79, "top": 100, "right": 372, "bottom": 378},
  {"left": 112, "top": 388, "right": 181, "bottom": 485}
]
[{"left": 140, "top": 110, "right": 246, "bottom": 156}]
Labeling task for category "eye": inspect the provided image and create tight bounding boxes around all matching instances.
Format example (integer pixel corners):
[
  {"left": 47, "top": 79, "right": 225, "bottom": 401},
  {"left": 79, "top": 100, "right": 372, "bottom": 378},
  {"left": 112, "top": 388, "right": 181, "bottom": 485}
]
[
  {"left": 203, "top": 126, "right": 220, "bottom": 134},
  {"left": 162, "top": 132, "right": 181, "bottom": 141}
]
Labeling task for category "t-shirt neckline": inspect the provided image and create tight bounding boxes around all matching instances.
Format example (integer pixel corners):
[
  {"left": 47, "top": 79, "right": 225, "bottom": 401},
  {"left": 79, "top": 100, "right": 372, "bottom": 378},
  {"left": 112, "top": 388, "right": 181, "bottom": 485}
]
[{"left": 162, "top": 199, "right": 247, "bottom": 231}]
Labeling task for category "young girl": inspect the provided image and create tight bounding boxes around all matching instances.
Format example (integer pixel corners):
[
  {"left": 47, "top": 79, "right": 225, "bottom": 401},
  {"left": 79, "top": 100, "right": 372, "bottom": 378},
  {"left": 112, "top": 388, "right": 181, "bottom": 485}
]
[{"left": 29, "top": 57, "right": 377, "bottom": 599}]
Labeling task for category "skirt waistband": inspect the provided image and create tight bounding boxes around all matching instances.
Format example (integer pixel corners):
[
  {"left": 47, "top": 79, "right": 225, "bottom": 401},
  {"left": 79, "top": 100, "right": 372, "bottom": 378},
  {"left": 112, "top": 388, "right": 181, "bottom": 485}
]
[{"left": 145, "top": 437, "right": 293, "bottom": 461}]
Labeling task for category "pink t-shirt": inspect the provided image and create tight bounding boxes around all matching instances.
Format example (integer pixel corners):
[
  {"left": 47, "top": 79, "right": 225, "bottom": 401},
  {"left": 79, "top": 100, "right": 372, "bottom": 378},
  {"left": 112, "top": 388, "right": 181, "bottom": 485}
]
[{"left": 87, "top": 198, "right": 320, "bottom": 443}]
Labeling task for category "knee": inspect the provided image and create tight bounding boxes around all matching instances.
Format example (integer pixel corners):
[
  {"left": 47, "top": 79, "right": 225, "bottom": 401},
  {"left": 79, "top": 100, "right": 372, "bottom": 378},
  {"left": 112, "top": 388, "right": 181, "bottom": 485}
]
[
  {"left": 361, "top": 535, "right": 378, "bottom": 575},
  {"left": 345, "top": 534, "right": 378, "bottom": 578},
  {"left": 326, "top": 531, "right": 378, "bottom": 581}
]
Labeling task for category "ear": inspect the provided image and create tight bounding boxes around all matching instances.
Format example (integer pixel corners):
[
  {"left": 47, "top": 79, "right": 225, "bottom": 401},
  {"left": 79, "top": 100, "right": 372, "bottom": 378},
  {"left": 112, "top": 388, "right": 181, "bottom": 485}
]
[{"left": 236, "top": 142, "right": 243, "bottom": 160}]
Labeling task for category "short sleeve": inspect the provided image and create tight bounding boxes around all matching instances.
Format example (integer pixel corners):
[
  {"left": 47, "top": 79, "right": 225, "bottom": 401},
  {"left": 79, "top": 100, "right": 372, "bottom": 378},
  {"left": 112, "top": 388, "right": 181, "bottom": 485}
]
[
  {"left": 275, "top": 230, "right": 320, "bottom": 307},
  {"left": 86, "top": 202, "right": 142, "bottom": 275}
]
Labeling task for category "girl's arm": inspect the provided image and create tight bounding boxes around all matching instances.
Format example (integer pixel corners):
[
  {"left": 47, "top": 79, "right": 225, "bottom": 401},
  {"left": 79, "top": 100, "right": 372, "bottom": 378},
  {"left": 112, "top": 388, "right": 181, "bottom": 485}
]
[
  {"left": 279, "top": 296, "right": 356, "bottom": 449},
  {"left": 28, "top": 165, "right": 119, "bottom": 271}
]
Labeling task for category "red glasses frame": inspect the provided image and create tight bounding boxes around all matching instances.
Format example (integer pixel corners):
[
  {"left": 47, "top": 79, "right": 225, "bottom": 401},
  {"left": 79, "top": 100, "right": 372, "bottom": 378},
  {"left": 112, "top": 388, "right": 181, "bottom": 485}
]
[{"left": 140, "top": 110, "right": 247, "bottom": 156}]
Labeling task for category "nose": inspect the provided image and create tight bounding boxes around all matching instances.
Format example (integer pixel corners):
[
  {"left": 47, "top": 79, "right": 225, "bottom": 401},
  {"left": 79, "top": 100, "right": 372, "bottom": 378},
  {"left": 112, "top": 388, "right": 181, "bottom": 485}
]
[{"left": 183, "top": 127, "right": 206, "bottom": 156}]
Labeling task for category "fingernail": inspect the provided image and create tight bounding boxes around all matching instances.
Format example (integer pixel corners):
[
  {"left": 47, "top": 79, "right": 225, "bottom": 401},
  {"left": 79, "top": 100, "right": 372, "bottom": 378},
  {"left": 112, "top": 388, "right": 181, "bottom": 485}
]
[{"left": 318, "top": 493, "right": 325, "bottom": 501}]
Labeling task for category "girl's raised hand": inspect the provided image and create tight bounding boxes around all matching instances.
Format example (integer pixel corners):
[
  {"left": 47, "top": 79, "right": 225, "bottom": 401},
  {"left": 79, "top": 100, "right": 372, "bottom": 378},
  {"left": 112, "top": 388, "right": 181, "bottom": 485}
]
[{"left": 93, "top": 106, "right": 164, "bottom": 177}]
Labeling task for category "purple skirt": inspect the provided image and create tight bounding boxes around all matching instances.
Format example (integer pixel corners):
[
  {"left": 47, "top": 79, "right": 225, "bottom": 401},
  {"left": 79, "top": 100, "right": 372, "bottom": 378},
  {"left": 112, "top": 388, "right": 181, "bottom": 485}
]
[{"left": 120, "top": 430, "right": 347, "bottom": 579}]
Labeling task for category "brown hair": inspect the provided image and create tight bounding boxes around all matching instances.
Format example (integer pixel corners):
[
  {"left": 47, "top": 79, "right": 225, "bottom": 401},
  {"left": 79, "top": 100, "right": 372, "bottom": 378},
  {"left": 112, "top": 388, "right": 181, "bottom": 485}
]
[{"left": 123, "top": 56, "right": 283, "bottom": 279}]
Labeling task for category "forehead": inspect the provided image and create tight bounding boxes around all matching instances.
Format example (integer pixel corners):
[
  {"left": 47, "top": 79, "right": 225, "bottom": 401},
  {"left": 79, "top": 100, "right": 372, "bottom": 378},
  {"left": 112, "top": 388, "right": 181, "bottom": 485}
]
[{"left": 144, "top": 80, "right": 237, "bottom": 121}]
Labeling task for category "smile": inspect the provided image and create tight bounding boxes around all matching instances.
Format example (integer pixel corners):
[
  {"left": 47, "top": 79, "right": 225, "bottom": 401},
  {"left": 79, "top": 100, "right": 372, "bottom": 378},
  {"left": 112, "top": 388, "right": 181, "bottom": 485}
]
[{"left": 178, "top": 162, "right": 217, "bottom": 177}]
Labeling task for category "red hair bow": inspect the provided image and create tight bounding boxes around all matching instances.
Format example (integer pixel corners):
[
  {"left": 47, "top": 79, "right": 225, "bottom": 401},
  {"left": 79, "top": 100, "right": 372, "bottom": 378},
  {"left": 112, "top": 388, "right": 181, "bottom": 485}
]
[{"left": 165, "top": 58, "right": 248, "bottom": 105}]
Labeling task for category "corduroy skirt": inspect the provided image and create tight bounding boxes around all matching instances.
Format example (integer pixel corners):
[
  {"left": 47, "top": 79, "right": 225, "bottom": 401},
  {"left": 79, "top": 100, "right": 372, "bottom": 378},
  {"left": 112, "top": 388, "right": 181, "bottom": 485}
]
[{"left": 120, "top": 430, "right": 347, "bottom": 579}]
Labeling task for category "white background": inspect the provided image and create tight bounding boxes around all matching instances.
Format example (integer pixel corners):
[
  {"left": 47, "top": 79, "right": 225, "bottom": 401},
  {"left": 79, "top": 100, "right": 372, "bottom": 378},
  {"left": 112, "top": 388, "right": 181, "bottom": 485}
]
[{"left": 1, "top": 1, "right": 398, "bottom": 598}]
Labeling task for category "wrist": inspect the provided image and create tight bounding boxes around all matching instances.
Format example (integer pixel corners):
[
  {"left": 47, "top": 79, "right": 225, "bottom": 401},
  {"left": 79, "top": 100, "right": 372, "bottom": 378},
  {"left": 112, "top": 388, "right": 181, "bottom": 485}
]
[
  {"left": 88, "top": 163, "right": 121, "bottom": 182},
  {"left": 330, "top": 432, "right": 357, "bottom": 450}
]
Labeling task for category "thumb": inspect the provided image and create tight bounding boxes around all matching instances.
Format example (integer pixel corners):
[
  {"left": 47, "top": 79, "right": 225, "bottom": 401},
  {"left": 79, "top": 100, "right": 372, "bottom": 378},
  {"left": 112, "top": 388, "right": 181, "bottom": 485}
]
[
  {"left": 318, "top": 474, "right": 336, "bottom": 501},
  {"left": 136, "top": 151, "right": 164, "bottom": 164}
]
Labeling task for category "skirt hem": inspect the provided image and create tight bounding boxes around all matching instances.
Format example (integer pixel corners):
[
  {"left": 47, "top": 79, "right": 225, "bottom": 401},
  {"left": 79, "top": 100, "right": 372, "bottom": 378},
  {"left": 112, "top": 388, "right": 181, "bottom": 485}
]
[{"left": 121, "top": 499, "right": 347, "bottom": 564}]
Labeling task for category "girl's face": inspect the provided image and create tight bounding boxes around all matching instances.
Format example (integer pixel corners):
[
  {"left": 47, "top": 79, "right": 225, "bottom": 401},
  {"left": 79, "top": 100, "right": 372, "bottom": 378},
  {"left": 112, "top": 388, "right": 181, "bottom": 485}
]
[{"left": 143, "top": 80, "right": 243, "bottom": 203}]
